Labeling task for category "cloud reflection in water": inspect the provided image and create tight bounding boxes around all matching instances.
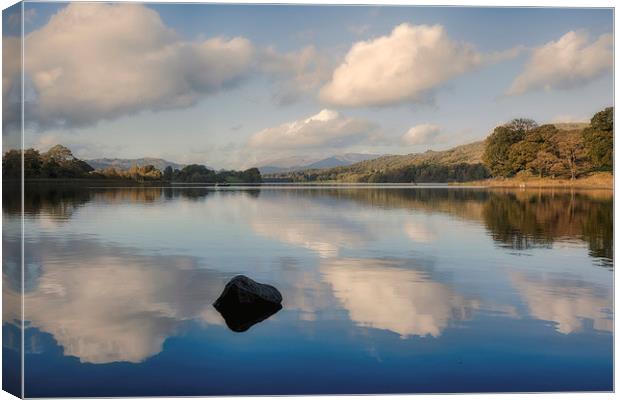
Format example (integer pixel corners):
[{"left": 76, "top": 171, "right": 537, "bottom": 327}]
[
  {"left": 6, "top": 238, "right": 227, "bottom": 364},
  {"left": 511, "top": 272, "right": 612, "bottom": 334},
  {"left": 322, "top": 258, "right": 480, "bottom": 338}
]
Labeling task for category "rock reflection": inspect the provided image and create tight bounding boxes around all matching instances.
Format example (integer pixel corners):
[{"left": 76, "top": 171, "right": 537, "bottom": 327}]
[
  {"left": 3, "top": 185, "right": 613, "bottom": 367},
  {"left": 5, "top": 237, "right": 228, "bottom": 364},
  {"left": 322, "top": 259, "right": 480, "bottom": 338},
  {"left": 213, "top": 275, "right": 283, "bottom": 332},
  {"left": 511, "top": 272, "right": 612, "bottom": 334}
]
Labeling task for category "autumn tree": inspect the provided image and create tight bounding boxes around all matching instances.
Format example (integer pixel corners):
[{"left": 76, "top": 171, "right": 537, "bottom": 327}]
[
  {"left": 527, "top": 150, "right": 558, "bottom": 178},
  {"left": 483, "top": 118, "right": 539, "bottom": 177},
  {"left": 553, "top": 130, "right": 588, "bottom": 180},
  {"left": 582, "top": 107, "right": 613, "bottom": 171},
  {"left": 3, "top": 145, "right": 93, "bottom": 179},
  {"left": 505, "top": 118, "right": 539, "bottom": 134}
]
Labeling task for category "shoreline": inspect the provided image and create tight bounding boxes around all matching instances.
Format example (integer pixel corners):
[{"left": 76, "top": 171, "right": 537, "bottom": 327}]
[
  {"left": 4, "top": 172, "right": 613, "bottom": 190},
  {"left": 453, "top": 172, "right": 613, "bottom": 190}
]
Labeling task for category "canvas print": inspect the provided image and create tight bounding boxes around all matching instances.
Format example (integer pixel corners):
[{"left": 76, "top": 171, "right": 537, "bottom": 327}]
[{"left": 2, "top": 1, "right": 614, "bottom": 397}]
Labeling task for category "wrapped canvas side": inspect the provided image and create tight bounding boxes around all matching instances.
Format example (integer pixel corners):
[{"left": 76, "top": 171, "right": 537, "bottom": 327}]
[{"left": 2, "top": 2, "right": 24, "bottom": 398}]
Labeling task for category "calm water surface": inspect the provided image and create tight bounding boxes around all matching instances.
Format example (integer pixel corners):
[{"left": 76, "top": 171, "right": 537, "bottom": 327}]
[{"left": 2, "top": 184, "right": 613, "bottom": 396}]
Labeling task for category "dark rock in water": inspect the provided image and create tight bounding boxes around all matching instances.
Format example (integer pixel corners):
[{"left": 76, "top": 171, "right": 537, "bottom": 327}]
[{"left": 213, "top": 275, "right": 283, "bottom": 332}]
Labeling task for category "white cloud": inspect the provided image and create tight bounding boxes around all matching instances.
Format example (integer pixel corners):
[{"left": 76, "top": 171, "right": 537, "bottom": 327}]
[
  {"left": 508, "top": 31, "right": 612, "bottom": 95},
  {"left": 319, "top": 23, "right": 484, "bottom": 107},
  {"left": 2, "top": 35, "right": 22, "bottom": 143},
  {"left": 248, "top": 109, "right": 377, "bottom": 149},
  {"left": 401, "top": 123, "right": 441, "bottom": 145},
  {"left": 22, "top": 3, "right": 254, "bottom": 127},
  {"left": 260, "top": 45, "right": 330, "bottom": 105}
]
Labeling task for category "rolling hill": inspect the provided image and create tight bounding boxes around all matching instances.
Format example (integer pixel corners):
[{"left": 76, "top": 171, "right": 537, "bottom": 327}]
[
  {"left": 264, "top": 141, "right": 486, "bottom": 183},
  {"left": 263, "top": 121, "right": 592, "bottom": 183}
]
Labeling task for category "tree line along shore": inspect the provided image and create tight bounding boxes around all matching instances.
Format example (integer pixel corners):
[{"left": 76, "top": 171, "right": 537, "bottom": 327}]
[
  {"left": 2, "top": 145, "right": 262, "bottom": 184},
  {"left": 263, "top": 107, "right": 613, "bottom": 188},
  {"left": 2, "top": 107, "right": 613, "bottom": 187}
]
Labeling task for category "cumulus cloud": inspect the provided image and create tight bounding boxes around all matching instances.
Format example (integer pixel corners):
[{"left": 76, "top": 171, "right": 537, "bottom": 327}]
[
  {"left": 320, "top": 23, "right": 490, "bottom": 107},
  {"left": 3, "top": 35, "right": 22, "bottom": 147},
  {"left": 260, "top": 45, "right": 331, "bottom": 105},
  {"left": 248, "top": 109, "right": 377, "bottom": 149},
  {"left": 21, "top": 3, "right": 255, "bottom": 127},
  {"left": 507, "top": 31, "right": 612, "bottom": 95},
  {"left": 401, "top": 123, "right": 441, "bottom": 145}
]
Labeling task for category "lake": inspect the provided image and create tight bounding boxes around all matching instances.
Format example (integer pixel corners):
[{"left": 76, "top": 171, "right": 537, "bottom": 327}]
[{"left": 2, "top": 184, "right": 613, "bottom": 396}]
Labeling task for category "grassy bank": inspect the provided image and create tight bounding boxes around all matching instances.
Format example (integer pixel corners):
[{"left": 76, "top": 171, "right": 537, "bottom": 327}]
[{"left": 455, "top": 172, "right": 613, "bottom": 189}]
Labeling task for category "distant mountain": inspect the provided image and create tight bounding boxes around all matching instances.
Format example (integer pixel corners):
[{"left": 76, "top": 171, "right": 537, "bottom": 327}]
[
  {"left": 259, "top": 153, "right": 383, "bottom": 174},
  {"left": 86, "top": 157, "right": 186, "bottom": 171}
]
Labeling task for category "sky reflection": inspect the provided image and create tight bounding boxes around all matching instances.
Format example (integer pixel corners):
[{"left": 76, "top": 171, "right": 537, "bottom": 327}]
[
  {"left": 8, "top": 237, "right": 228, "bottom": 363},
  {"left": 321, "top": 258, "right": 480, "bottom": 338},
  {"left": 511, "top": 271, "right": 612, "bottom": 334},
  {"left": 2, "top": 186, "right": 613, "bottom": 394}
]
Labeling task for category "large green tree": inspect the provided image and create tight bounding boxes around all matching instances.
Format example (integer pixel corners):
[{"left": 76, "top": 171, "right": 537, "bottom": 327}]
[
  {"left": 508, "top": 124, "right": 558, "bottom": 176},
  {"left": 582, "top": 107, "right": 613, "bottom": 171},
  {"left": 483, "top": 118, "right": 538, "bottom": 177}
]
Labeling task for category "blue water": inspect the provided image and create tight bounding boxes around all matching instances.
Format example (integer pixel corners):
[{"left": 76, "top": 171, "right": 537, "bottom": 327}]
[{"left": 2, "top": 186, "right": 614, "bottom": 396}]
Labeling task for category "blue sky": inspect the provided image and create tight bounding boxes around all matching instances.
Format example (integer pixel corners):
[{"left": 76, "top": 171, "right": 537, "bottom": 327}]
[{"left": 3, "top": 3, "right": 614, "bottom": 168}]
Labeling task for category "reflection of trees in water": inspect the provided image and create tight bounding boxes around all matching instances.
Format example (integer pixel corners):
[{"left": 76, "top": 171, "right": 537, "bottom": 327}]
[
  {"left": 3, "top": 184, "right": 227, "bottom": 219},
  {"left": 581, "top": 201, "right": 613, "bottom": 266},
  {"left": 305, "top": 187, "right": 612, "bottom": 266},
  {"left": 6, "top": 184, "right": 612, "bottom": 265},
  {"left": 5, "top": 184, "right": 264, "bottom": 219},
  {"left": 4, "top": 182, "right": 92, "bottom": 220},
  {"left": 162, "top": 187, "right": 260, "bottom": 201},
  {"left": 268, "top": 188, "right": 490, "bottom": 221},
  {"left": 481, "top": 191, "right": 613, "bottom": 265},
  {"left": 482, "top": 192, "right": 555, "bottom": 250},
  {"left": 92, "top": 187, "right": 167, "bottom": 203}
]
